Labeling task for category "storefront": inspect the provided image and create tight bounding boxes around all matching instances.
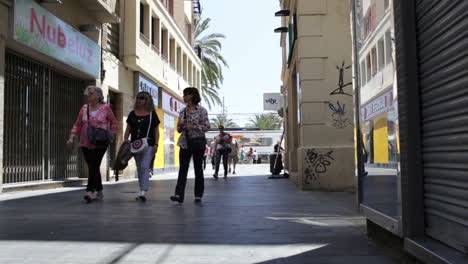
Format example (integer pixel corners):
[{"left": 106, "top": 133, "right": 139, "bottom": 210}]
[
  {"left": 160, "top": 89, "right": 184, "bottom": 171},
  {"left": 354, "top": 0, "right": 468, "bottom": 262},
  {"left": 2, "top": 0, "right": 101, "bottom": 184}
]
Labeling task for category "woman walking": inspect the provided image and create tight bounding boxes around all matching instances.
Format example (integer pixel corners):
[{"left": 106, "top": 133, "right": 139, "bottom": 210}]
[
  {"left": 170, "top": 87, "right": 210, "bottom": 203},
  {"left": 124, "top": 91, "right": 160, "bottom": 202},
  {"left": 67, "top": 86, "right": 118, "bottom": 203}
]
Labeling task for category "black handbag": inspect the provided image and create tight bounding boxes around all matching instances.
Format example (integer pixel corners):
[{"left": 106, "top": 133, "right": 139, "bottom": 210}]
[{"left": 87, "top": 105, "right": 113, "bottom": 148}]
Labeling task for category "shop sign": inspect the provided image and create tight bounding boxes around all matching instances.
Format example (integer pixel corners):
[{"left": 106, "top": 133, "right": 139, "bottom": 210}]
[
  {"left": 263, "top": 93, "right": 281, "bottom": 111},
  {"left": 361, "top": 90, "right": 393, "bottom": 120},
  {"left": 162, "top": 90, "right": 185, "bottom": 116},
  {"left": 137, "top": 73, "right": 159, "bottom": 106},
  {"left": 13, "top": 0, "right": 100, "bottom": 78}
]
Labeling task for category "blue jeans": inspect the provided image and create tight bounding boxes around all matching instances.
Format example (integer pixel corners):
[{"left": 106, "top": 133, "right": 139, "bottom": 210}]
[{"left": 133, "top": 146, "right": 155, "bottom": 192}]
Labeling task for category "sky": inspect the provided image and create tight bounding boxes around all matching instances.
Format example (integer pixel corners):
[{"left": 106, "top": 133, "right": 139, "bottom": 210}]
[{"left": 199, "top": 0, "right": 283, "bottom": 126}]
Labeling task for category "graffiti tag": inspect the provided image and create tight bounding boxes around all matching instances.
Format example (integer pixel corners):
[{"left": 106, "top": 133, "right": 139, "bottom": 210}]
[
  {"left": 304, "top": 149, "right": 335, "bottom": 184},
  {"left": 330, "top": 61, "right": 352, "bottom": 96},
  {"left": 329, "top": 101, "right": 351, "bottom": 129}
]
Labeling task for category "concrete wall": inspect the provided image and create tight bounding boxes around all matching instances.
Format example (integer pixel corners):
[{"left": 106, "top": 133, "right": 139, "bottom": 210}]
[{"left": 281, "top": 0, "right": 355, "bottom": 191}]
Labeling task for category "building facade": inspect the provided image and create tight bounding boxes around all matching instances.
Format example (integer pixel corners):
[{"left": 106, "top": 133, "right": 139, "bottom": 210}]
[
  {"left": 352, "top": 0, "right": 468, "bottom": 263},
  {"left": 0, "top": 0, "right": 202, "bottom": 190},
  {"left": 278, "top": 0, "right": 355, "bottom": 191},
  {"left": 109, "top": 0, "right": 202, "bottom": 177},
  {"left": 0, "top": 0, "right": 119, "bottom": 189}
]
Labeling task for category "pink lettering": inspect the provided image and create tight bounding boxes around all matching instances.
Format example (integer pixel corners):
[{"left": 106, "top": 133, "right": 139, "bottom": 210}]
[
  {"left": 46, "top": 25, "right": 56, "bottom": 43},
  {"left": 30, "top": 8, "right": 45, "bottom": 36},
  {"left": 57, "top": 25, "right": 66, "bottom": 48}
]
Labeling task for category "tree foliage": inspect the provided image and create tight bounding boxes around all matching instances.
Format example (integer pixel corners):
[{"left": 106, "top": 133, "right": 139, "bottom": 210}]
[
  {"left": 194, "top": 17, "right": 228, "bottom": 109},
  {"left": 210, "top": 115, "right": 238, "bottom": 128},
  {"left": 247, "top": 114, "right": 283, "bottom": 130}
]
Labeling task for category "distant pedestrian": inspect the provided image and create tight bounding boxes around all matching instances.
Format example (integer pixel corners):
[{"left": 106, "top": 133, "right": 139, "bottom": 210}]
[
  {"left": 170, "top": 87, "right": 210, "bottom": 204},
  {"left": 203, "top": 143, "right": 210, "bottom": 170},
  {"left": 274, "top": 141, "right": 284, "bottom": 153},
  {"left": 213, "top": 125, "right": 232, "bottom": 179},
  {"left": 246, "top": 148, "right": 253, "bottom": 164},
  {"left": 228, "top": 138, "right": 239, "bottom": 174},
  {"left": 240, "top": 146, "right": 245, "bottom": 161},
  {"left": 252, "top": 150, "right": 258, "bottom": 164},
  {"left": 124, "top": 91, "right": 160, "bottom": 202},
  {"left": 210, "top": 138, "right": 217, "bottom": 170},
  {"left": 67, "top": 86, "right": 118, "bottom": 203}
]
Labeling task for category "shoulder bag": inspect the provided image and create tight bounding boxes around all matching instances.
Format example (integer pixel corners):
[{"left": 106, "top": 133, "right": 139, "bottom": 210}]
[
  {"left": 131, "top": 111, "right": 152, "bottom": 153},
  {"left": 87, "top": 105, "right": 113, "bottom": 148}
]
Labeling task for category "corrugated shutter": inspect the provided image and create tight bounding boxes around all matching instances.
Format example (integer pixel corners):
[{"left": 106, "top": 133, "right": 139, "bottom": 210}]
[{"left": 415, "top": 0, "right": 468, "bottom": 252}]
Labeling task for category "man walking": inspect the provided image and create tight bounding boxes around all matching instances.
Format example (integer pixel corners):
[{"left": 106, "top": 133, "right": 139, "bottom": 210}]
[
  {"left": 228, "top": 137, "right": 239, "bottom": 175},
  {"left": 213, "top": 125, "right": 232, "bottom": 179}
]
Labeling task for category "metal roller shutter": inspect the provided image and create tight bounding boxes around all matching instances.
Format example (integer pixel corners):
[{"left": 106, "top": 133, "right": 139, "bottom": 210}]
[{"left": 415, "top": 0, "right": 468, "bottom": 252}]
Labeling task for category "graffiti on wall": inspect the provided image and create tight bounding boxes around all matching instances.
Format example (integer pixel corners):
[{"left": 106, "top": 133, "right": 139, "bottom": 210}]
[
  {"left": 330, "top": 61, "right": 352, "bottom": 97},
  {"left": 304, "top": 149, "right": 335, "bottom": 184},
  {"left": 329, "top": 101, "right": 352, "bottom": 129}
]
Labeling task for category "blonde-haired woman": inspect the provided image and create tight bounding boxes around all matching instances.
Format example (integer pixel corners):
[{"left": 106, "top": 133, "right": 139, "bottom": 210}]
[
  {"left": 67, "top": 86, "right": 118, "bottom": 203},
  {"left": 124, "top": 91, "right": 160, "bottom": 202}
]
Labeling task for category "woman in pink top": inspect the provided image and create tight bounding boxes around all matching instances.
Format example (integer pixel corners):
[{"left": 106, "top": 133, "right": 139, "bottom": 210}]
[{"left": 67, "top": 86, "right": 118, "bottom": 203}]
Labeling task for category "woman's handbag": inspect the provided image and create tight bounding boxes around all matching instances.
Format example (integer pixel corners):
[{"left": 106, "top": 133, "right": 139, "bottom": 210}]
[
  {"left": 87, "top": 105, "right": 113, "bottom": 148},
  {"left": 131, "top": 111, "right": 152, "bottom": 153}
]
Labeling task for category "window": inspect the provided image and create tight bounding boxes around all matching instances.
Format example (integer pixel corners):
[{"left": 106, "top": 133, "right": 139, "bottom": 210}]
[
  {"left": 371, "top": 46, "right": 377, "bottom": 76},
  {"left": 151, "top": 17, "right": 161, "bottom": 50},
  {"left": 140, "top": 3, "right": 145, "bottom": 34},
  {"left": 169, "top": 38, "right": 176, "bottom": 68},
  {"left": 378, "top": 37, "right": 385, "bottom": 71},
  {"left": 385, "top": 30, "right": 392, "bottom": 65},
  {"left": 168, "top": 0, "right": 174, "bottom": 16},
  {"left": 366, "top": 54, "right": 371, "bottom": 82},
  {"left": 361, "top": 60, "right": 366, "bottom": 86},
  {"left": 177, "top": 48, "right": 182, "bottom": 74},
  {"left": 161, "top": 28, "right": 168, "bottom": 59}
]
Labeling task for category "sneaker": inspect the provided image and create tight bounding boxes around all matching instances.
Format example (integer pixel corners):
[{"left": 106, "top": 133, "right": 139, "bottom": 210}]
[
  {"left": 229, "top": 168, "right": 231, "bottom": 173},
  {"left": 136, "top": 195, "right": 147, "bottom": 202},
  {"left": 233, "top": 171, "right": 236, "bottom": 175},
  {"left": 83, "top": 195, "right": 92, "bottom": 203},
  {"left": 170, "top": 195, "right": 183, "bottom": 203},
  {"left": 213, "top": 174, "right": 218, "bottom": 179},
  {"left": 194, "top": 197, "right": 202, "bottom": 203}
]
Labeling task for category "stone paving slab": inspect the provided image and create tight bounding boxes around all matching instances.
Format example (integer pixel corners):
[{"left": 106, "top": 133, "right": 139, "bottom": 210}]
[{"left": 0, "top": 165, "right": 401, "bottom": 263}]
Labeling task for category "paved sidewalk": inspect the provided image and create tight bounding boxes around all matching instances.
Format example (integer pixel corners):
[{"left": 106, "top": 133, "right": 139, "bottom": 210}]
[{"left": 0, "top": 164, "right": 400, "bottom": 264}]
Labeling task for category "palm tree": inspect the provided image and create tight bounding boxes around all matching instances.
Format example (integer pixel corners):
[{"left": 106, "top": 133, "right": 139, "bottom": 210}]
[
  {"left": 210, "top": 114, "right": 237, "bottom": 128},
  {"left": 194, "top": 17, "right": 228, "bottom": 109},
  {"left": 247, "top": 114, "right": 283, "bottom": 130}
]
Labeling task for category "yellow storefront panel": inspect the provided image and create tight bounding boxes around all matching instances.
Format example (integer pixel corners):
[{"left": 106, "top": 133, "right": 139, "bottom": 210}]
[
  {"left": 174, "top": 116, "right": 181, "bottom": 167},
  {"left": 154, "top": 108, "right": 165, "bottom": 169},
  {"left": 373, "top": 114, "right": 389, "bottom": 163}
]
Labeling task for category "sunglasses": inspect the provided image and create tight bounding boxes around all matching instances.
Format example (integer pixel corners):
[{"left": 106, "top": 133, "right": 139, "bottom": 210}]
[{"left": 136, "top": 96, "right": 147, "bottom": 100}]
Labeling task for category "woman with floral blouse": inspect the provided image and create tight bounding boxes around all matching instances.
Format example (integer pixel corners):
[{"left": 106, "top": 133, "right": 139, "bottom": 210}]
[
  {"left": 67, "top": 86, "right": 118, "bottom": 203},
  {"left": 170, "top": 87, "right": 210, "bottom": 204}
]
